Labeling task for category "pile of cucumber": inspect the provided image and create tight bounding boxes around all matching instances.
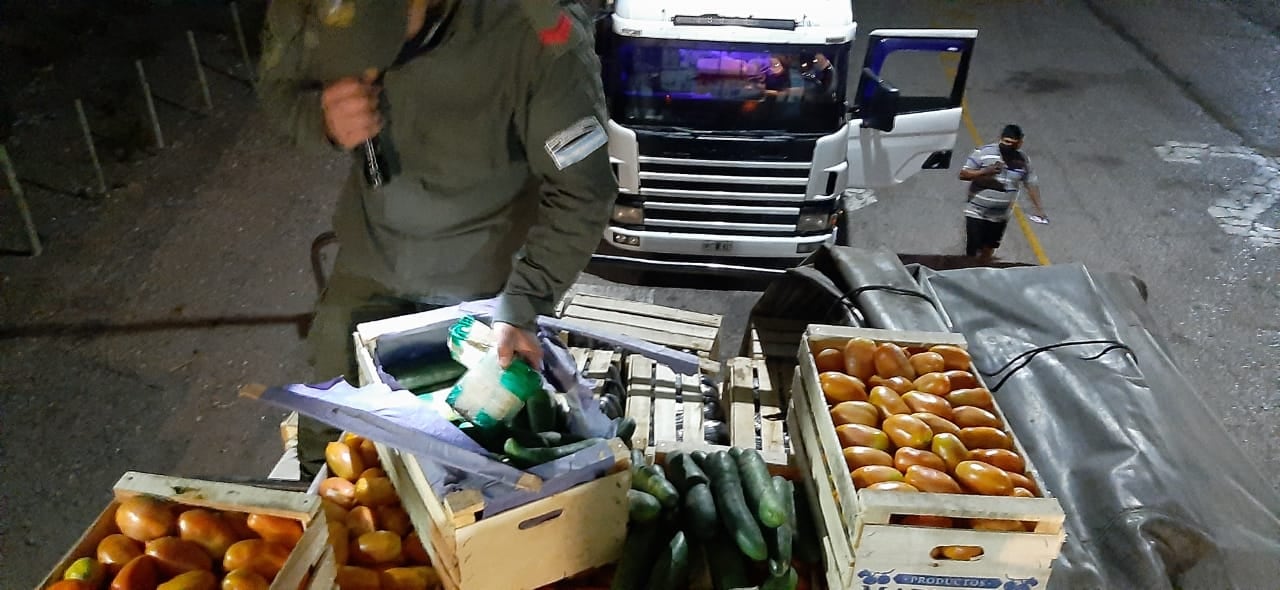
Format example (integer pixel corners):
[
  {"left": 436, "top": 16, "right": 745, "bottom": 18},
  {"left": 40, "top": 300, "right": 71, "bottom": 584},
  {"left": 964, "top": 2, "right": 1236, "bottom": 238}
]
[{"left": 615, "top": 447, "right": 819, "bottom": 590}]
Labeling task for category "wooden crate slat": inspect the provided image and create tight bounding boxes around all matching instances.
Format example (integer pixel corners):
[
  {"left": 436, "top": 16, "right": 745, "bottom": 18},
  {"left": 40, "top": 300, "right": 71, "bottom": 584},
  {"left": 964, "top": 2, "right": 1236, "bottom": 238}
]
[
  {"left": 795, "top": 356, "right": 863, "bottom": 537},
  {"left": 787, "top": 390, "right": 856, "bottom": 589},
  {"left": 569, "top": 293, "right": 723, "bottom": 328},
  {"left": 626, "top": 356, "right": 655, "bottom": 451},
  {"left": 569, "top": 347, "right": 590, "bottom": 373},
  {"left": 586, "top": 349, "right": 615, "bottom": 379},
  {"left": 113, "top": 472, "right": 317, "bottom": 520},
  {"left": 804, "top": 324, "right": 966, "bottom": 352},
  {"left": 559, "top": 317, "right": 715, "bottom": 353},
  {"left": 680, "top": 374, "right": 704, "bottom": 444},
  {"left": 564, "top": 304, "right": 721, "bottom": 341},
  {"left": 753, "top": 359, "right": 787, "bottom": 458},
  {"left": 652, "top": 364, "right": 679, "bottom": 445}
]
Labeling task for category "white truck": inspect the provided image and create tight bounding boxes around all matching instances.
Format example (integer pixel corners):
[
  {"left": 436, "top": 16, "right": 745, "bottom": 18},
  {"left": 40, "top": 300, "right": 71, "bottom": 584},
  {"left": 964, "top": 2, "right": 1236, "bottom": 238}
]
[{"left": 589, "top": 1, "right": 977, "bottom": 275}]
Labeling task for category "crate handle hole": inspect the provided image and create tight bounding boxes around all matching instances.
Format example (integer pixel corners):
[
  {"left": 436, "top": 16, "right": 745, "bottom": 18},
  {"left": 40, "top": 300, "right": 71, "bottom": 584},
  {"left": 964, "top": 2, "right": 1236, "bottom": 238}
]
[
  {"left": 518, "top": 508, "right": 564, "bottom": 530},
  {"left": 930, "top": 545, "right": 985, "bottom": 561}
]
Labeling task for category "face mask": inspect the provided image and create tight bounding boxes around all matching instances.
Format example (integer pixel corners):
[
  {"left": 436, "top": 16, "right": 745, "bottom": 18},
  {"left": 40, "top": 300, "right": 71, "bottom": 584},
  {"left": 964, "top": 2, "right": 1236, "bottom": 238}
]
[{"left": 999, "top": 143, "right": 1019, "bottom": 160}]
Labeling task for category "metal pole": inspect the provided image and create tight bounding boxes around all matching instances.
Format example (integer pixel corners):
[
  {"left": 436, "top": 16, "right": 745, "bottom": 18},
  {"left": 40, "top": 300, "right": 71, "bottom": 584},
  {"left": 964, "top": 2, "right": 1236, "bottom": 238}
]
[
  {"left": 229, "top": 2, "right": 254, "bottom": 85},
  {"left": 186, "top": 31, "right": 214, "bottom": 111},
  {"left": 74, "top": 99, "right": 108, "bottom": 195},
  {"left": 0, "top": 146, "right": 43, "bottom": 256},
  {"left": 134, "top": 60, "right": 164, "bottom": 149}
]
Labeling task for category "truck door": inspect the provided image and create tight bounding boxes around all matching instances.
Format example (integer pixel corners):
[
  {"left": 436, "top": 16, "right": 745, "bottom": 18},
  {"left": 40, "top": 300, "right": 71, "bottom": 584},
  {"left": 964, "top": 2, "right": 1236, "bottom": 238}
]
[{"left": 846, "top": 29, "right": 977, "bottom": 188}]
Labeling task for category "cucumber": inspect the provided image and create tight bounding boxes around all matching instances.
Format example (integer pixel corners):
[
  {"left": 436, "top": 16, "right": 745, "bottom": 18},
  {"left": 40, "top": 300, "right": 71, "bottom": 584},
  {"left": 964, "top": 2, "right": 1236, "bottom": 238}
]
[
  {"left": 682, "top": 482, "right": 719, "bottom": 540},
  {"left": 737, "top": 449, "right": 787, "bottom": 528},
  {"left": 630, "top": 448, "right": 647, "bottom": 472},
  {"left": 525, "top": 387, "right": 555, "bottom": 433},
  {"left": 728, "top": 446, "right": 744, "bottom": 460},
  {"left": 767, "top": 476, "right": 795, "bottom": 576},
  {"left": 705, "top": 537, "right": 752, "bottom": 590},
  {"left": 761, "top": 567, "right": 798, "bottom": 590},
  {"left": 665, "top": 452, "right": 710, "bottom": 493},
  {"left": 509, "top": 430, "right": 581, "bottom": 448},
  {"left": 391, "top": 359, "right": 467, "bottom": 392},
  {"left": 706, "top": 451, "right": 768, "bottom": 561},
  {"left": 690, "top": 450, "right": 710, "bottom": 469},
  {"left": 460, "top": 422, "right": 509, "bottom": 454},
  {"left": 615, "top": 416, "right": 637, "bottom": 445},
  {"left": 633, "top": 465, "right": 679, "bottom": 509},
  {"left": 503, "top": 437, "right": 602, "bottom": 468},
  {"left": 628, "top": 490, "right": 662, "bottom": 523},
  {"left": 647, "top": 531, "right": 690, "bottom": 590},
  {"left": 600, "top": 396, "right": 622, "bottom": 420},
  {"left": 611, "top": 523, "right": 663, "bottom": 590},
  {"left": 792, "top": 486, "right": 821, "bottom": 565}
]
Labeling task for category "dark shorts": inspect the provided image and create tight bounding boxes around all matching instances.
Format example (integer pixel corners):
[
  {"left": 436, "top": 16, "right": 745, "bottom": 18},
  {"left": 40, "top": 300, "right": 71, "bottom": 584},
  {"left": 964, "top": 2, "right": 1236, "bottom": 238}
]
[{"left": 966, "top": 217, "right": 1009, "bottom": 256}]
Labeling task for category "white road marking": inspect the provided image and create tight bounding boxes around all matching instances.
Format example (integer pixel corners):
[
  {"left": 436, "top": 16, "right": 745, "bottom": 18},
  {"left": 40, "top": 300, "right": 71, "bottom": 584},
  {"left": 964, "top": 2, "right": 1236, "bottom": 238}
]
[{"left": 1155, "top": 141, "right": 1280, "bottom": 247}]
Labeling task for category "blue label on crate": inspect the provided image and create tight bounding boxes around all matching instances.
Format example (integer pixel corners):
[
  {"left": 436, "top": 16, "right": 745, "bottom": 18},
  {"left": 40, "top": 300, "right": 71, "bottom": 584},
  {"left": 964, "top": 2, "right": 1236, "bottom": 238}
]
[{"left": 856, "top": 569, "right": 1040, "bottom": 590}]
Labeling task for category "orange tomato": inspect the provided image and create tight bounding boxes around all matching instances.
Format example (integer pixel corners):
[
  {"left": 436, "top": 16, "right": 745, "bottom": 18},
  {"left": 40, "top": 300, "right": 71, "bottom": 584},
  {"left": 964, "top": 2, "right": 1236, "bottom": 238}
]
[
  {"left": 380, "top": 566, "right": 441, "bottom": 590},
  {"left": 868, "top": 386, "right": 911, "bottom": 418},
  {"left": 353, "top": 531, "right": 403, "bottom": 566},
  {"left": 320, "top": 477, "right": 358, "bottom": 510},
  {"left": 220, "top": 568, "right": 270, "bottom": 590},
  {"left": 336, "top": 566, "right": 382, "bottom": 590},
  {"left": 930, "top": 433, "right": 969, "bottom": 472},
  {"left": 1007, "top": 472, "right": 1039, "bottom": 495},
  {"left": 954, "top": 461, "right": 1014, "bottom": 496},
  {"left": 912, "top": 372, "right": 952, "bottom": 396},
  {"left": 894, "top": 448, "right": 948, "bottom": 473},
  {"left": 957, "top": 427, "right": 1012, "bottom": 451},
  {"left": 326, "top": 441, "right": 366, "bottom": 481},
  {"left": 835, "top": 424, "right": 890, "bottom": 451},
  {"left": 829, "top": 401, "right": 880, "bottom": 427},
  {"left": 1013, "top": 487, "right": 1036, "bottom": 499},
  {"left": 968, "top": 448, "right": 1024, "bottom": 474},
  {"left": 814, "top": 348, "right": 846, "bottom": 373},
  {"left": 62, "top": 557, "right": 107, "bottom": 588},
  {"left": 934, "top": 545, "right": 983, "bottom": 560},
  {"left": 902, "top": 391, "right": 953, "bottom": 420},
  {"left": 873, "top": 343, "right": 916, "bottom": 380},
  {"left": 247, "top": 513, "right": 303, "bottom": 548},
  {"left": 952, "top": 406, "right": 1002, "bottom": 429},
  {"left": 402, "top": 532, "right": 431, "bottom": 566},
  {"left": 109, "top": 555, "right": 159, "bottom": 590},
  {"left": 900, "top": 515, "right": 954, "bottom": 528},
  {"left": 946, "top": 388, "right": 996, "bottom": 412},
  {"left": 882, "top": 414, "right": 933, "bottom": 450},
  {"left": 818, "top": 372, "right": 867, "bottom": 404},
  {"left": 908, "top": 352, "right": 946, "bottom": 376},
  {"left": 116, "top": 496, "right": 176, "bottom": 543},
  {"left": 851, "top": 465, "right": 904, "bottom": 489},
  {"left": 869, "top": 375, "right": 914, "bottom": 394},
  {"left": 866, "top": 481, "right": 918, "bottom": 493},
  {"left": 328, "top": 521, "right": 351, "bottom": 565},
  {"left": 929, "top": 345, "right": 972, "bottom": 371},
  {"left": 355, "top": 477, "right": 399, "bottom": 508},
  {"left": 157, "top": 570, "right": 218, "bottom": 590},
  {"left": 223, "top": 539, "right": 290, "bottom": 581},
  {"left": 321, "top": 498, "right": 351, "bottom": 526},
  {"left": 97, "top": 534, "right": 145, "bottom": 574},
  {"left": 970, "top": 518, "right": 1025, "bottom": 532},
  {"left": 220, "top": 511, "right": 258, "bottom": 540},
  {"left": 841, "top": 446, "right": 894, "bottom": 471},
  {"left": 377, "top": 505, "right": 413, "bottom": 537},
  {"left": 47, "top": 581, "right": 92, "bottom": 590},
  {"left": 358, "top": 438, "right": 381, "bottom": 470},
  {"left": 358, "top": 468, "right": 387, "bottom": 481},
  {"left": 912, "top": 413, "right": 960, "bottom": 437},
  {"left": 842, "top": 337, "right": 877, "bottom": 381},
  {"left": 145, "top": 536, "right": 213, "bottom": 577},
  {"left": 903, "top": 465, "right": 963, "bottom": 494},
  {"left": 347, "top": 506, "right": 378, "bottom": 537},
  {"left": 177, "top": 509, "right": 240, "bottom": 560},
  {"left": 943, "top": 370, "right": 979, "bottom": 389}
]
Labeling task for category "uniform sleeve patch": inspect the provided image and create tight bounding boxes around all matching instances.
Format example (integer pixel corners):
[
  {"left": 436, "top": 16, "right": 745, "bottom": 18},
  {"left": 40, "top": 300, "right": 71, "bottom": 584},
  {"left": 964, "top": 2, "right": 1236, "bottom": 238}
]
[
  {"left": 545, "top": 116, "right": 608, "bottom": 171},
  {"left": 539, "top": 12, "right": 572, "bottom": 46}
]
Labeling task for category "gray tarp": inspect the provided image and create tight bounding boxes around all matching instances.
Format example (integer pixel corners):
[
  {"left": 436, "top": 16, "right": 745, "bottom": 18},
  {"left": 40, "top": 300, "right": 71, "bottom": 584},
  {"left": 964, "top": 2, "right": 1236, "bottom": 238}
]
[{"left": 916, "top": 263, "right": 1280, "bottom": 589}]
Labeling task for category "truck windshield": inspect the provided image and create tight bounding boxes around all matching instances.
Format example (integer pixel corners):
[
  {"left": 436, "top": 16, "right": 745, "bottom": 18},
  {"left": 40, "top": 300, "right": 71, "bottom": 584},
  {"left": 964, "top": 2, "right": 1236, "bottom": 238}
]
[{"left": 609, "top": 38, "right": 847, "bottom": 134}]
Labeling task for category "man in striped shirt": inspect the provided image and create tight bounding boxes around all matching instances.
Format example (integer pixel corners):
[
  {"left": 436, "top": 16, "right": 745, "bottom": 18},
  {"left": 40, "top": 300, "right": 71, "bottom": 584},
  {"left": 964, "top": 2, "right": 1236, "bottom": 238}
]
[{"left": 959, "top": 124, "right": 1048, "bottom": 262}]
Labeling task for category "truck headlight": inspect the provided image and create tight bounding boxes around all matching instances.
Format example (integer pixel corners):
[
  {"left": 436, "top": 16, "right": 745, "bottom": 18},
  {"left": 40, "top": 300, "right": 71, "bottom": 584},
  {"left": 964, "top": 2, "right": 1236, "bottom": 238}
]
[
  {"left": 612, "top": 205, "right": 644, "bottom": 225},
  {"left": 797, "top": 207, "right": 838, "bottom": 232}
]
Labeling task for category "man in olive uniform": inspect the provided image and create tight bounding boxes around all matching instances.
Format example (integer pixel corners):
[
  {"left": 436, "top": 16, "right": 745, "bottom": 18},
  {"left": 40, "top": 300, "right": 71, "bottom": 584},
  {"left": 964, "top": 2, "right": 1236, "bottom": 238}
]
[{"left": 258, "top": 0, "right": 617, "bottom": 478}]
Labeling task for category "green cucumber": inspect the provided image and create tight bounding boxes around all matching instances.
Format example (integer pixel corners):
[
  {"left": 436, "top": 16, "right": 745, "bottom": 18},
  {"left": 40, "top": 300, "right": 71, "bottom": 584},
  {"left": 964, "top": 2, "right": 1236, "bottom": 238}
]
[
  {"left": 391, "top": 359, "right": 467, "bottom": 392},
  {"left": 503, "top": 437, "right": 602, "bottom": 468},
  {"left": 665, "top": 451, "right": 710, "bottom": 493},
  {"left": 767, "top": 476, "right": 795, "bottom": 576},
  {"left": 792, "top": 485, "right": 821, "bottom": 565},
  {"left": 728, "top": 446, "right": 743, "bottom": 460},
  {"left": 525, "top": 387, "right": 555, "bottom": 433},
  {"left": 705, "top": 537, "right": 752, "bottom": 590},
  {"left": 737, "top": 449, "right": 787, "bottom": 528},
  {"left": 628, "top": 490, "right": 662, "bottom": 523},
  {"left": 615, "top": 416, "right": 637, "bottom": 446},
  {"left": 761, "top": 567, "right": 798, "bottom": 590},
  {"left": 460, "top": 422, "right": 509, "bottom": 454},
  {"left": 682, "top": 482, "right": 719, "bottom": 540},
  {"left": 611, "top": 523, "right": 663, "bottom": 590},
  {"left": 690, "top": 450, "right": 710, "bottom": 469},
  {"left": 509, "top": 429, "right": 582, "bottom": 448},
  {"left": 647, "top": 531, "right": 690, "bottom": 590},
  {"left": 633, "top": 465, "right": 679, "bottom": 509},
  {"left": 630, "top": 448, "right": 647, "bottom": 472},
  {"left": 706, "top": 451, "right": 768, "bottom": 561}
]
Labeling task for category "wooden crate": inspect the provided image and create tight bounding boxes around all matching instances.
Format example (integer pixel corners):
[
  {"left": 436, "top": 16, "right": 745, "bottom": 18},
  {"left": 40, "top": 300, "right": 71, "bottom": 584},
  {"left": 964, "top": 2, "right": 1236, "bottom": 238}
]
[
  {"left": 40, "top": 472, "right": 331, "bottom": 590},
  {"left": 569, "top": 346, "right": 622, "bottom": 394},
  {"left": 793, "top": 325, "right": 1066, "bottom": 590},
  {"left": 557, "top": 293, "right": 723, "bottom": 358},
  {"left": 724, "top": 357, "right": 789, "bottom": 471},
  {"left": 624, "top": 355, "right": 707, "bottom": 452},
  {"left": 351, "top": 325, "right": 632, "bottom": 590}
]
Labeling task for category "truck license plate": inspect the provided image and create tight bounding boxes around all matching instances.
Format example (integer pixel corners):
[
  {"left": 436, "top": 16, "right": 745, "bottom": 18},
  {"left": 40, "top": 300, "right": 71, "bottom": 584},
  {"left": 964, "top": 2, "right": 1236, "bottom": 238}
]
[{"left": 701, "top": 240, "right": 734, "bottom": 253}]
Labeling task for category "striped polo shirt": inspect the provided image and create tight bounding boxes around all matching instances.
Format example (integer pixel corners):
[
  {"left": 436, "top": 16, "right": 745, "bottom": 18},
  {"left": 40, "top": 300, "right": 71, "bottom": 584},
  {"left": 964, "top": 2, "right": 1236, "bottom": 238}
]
[{"left": 962, "top": 143, "right": 1038, "bottom": 222}]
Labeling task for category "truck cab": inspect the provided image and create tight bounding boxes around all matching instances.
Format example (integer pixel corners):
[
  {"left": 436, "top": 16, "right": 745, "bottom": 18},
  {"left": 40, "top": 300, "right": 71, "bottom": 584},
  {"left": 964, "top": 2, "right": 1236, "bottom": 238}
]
[{"left": 590, "top": 1, "right": 976, "bottom": 275}]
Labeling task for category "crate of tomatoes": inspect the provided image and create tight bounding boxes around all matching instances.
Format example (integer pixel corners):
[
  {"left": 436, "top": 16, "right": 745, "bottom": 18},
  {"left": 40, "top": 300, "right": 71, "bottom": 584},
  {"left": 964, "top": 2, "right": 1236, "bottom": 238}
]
[
  {"left": 789, "top": 325, "right": 1066, "bottom": 590},
  {"left": 41, "top": 471, "right": 333, "bottom": 590}
]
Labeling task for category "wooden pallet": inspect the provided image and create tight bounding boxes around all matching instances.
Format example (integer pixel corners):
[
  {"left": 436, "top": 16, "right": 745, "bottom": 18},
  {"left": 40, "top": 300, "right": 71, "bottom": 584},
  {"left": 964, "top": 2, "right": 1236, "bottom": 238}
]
[
  {"left": 624, "top": 355, "right": 706, "bottom": 452},
  {"left": 724, "top": 357, "right": 789, "bottom": 471},
  {"left": 557, "top": 293, "right": 723, "bottom": 358}
]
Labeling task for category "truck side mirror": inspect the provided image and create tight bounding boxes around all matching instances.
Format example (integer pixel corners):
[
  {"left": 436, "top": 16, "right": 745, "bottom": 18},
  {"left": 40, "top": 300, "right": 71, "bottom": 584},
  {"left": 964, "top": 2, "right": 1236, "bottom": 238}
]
[{"left": 860, "top": 68, "right": 900, "bottom": 132}]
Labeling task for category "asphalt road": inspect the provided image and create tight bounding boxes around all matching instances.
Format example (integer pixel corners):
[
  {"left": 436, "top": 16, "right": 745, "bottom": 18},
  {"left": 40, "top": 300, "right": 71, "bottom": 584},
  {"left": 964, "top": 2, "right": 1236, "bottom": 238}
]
[{"left": 1, "top": 2, "right": 1277, "bottom": 588}]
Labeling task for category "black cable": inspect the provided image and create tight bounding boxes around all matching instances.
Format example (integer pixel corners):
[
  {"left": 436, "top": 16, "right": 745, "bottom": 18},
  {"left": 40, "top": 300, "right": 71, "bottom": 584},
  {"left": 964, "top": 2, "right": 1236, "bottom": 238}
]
[
  {"left": 976, "top": 339, "right": 1134, "bottom": 391},
  {"left": 824, "top": 284, "right": 942, "bottom": 320}
]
